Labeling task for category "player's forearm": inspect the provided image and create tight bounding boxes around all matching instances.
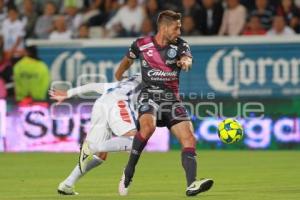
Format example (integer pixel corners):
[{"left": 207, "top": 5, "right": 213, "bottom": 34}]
[
  {"left": 67, "top": 83, "right": 106, "bottom": 97},
  {"left": 67, "top": 81, "right": 120, "bottom": 98},
  {"left": 115, "top": 56, "right": 133, "bottom": 81}
]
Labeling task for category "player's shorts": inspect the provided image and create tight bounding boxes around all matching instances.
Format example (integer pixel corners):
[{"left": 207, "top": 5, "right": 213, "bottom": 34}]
[
  {"left": 137, "top": 89, "right": 190, "bottom": 130},
  {"left": 85, "top": 94, "right": 137, "bottom": 145}
]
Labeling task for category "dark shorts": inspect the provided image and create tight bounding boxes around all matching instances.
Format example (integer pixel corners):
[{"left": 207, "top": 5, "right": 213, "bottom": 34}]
[{"left": 137, "top": 89, "right": 190, "bottom": 130}]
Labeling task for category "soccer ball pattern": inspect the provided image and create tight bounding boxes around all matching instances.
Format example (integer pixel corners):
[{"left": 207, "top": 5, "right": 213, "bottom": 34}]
[{"left": 218, "top": 119, "right": 244, "bottom": 144}]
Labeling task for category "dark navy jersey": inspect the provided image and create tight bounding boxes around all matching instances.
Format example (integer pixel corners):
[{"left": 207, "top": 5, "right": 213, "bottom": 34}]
[{"left": 126, "top": 36, "right": 192, "bottom": 98}]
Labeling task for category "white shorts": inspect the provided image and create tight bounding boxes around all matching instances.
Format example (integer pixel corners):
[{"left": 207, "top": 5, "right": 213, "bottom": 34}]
[{"left": 85, "top": 94, "right": 136, "bottom": 145}]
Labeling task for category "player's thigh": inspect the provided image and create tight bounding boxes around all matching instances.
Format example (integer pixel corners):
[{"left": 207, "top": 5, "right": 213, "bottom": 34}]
[
  {"left": 170, "top": 120, "right": 196, "bottom": 148},
  {"left": 108, "top": 100, "right": 137, "bottom": 137},
  {"left": 137, "top": 98, "right": 158, "bottom": 138},
  {"left": 86, "top": 100, "right": 112, "bottom": 144}
]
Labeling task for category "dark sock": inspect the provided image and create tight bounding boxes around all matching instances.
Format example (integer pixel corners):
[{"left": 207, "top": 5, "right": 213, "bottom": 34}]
[
  {"left": 124, "top": 132, "right": 148, "bottom": 187},
  {"left": 182, "top": 147, "right": 197, "bottom": 186}
]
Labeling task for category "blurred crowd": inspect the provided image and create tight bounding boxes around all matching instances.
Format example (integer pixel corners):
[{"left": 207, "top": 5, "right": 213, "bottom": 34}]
[
  {"left": 1, "top": 0, "right": 300, "bottom": 102},
  {"left": 1, "top": 0, "right": 300, "bottom": 57}
]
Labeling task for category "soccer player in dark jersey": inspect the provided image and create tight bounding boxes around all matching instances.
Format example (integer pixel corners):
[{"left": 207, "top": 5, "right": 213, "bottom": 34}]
[{"left": 115, "top": 10, "right": 214, "bottom": 196}]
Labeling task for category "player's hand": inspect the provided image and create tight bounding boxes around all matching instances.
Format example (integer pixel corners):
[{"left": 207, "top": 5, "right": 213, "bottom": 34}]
[
  {"left": 177, "top": 56, "right": 192, "bottom": 72},
  {"left": 49, "top": 89, "right": 68, "bottom": 105}
]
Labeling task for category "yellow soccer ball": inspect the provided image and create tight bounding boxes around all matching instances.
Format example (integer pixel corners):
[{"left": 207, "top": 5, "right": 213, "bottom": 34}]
[{"left": 218, "top": 118, "right": 244, "bottom": 144}]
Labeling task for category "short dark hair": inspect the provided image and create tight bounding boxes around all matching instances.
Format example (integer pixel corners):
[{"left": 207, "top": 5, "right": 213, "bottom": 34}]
[
  {"left": 7, "top": 6, "right": 18, "bottom": 13},
  {"left": 26, "top": 46, "right": 39, "bottom": 60},
  {"left": 157, "top": 10, "right": 181, "bottom": 28}
]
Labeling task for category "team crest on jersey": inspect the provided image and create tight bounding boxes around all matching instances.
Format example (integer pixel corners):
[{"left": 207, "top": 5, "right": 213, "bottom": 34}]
[{"left": 167, "top": 48, "right": 177, "bottom": 58}]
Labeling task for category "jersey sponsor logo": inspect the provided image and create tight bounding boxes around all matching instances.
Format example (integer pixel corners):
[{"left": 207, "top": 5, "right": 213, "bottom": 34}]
[
  {"left": 117, "top": 101, "right": 132, "bottom": 123},
  {"left": 147, "top": 69, "right": 178, "bottom": 77},
  {"left": 146, "top": 89, "right": 164, "bottom": 93},
  {"left": 165, "top": 59, "right": 177, "bottom": 65},
  {"left": 167, "top": 48, "right": 177, "bottom": 58},
  {"left": 139, "top": 42, "right": 154, "bottom": 51}
]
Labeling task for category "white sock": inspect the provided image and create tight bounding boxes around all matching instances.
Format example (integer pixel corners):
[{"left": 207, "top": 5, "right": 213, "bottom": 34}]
[
  {"left": 89, "top": 137, "right": 133, "bottom": 153},
  {"left": 64, "top": 155, "right": 103, "bottom": 186}
]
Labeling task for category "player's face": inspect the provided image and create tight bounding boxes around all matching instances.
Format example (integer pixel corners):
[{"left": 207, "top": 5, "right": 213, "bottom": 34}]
[{"left": 165, "top": 20, "right": 181, "bottom": 43}]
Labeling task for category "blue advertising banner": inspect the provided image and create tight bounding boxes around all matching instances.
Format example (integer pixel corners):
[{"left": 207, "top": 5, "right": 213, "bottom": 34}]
[
  {"left": 181, "top": 43, "right": 300, "bottom": 98},
  {"left": 170, "top": 116, "right": 300, "bottom": 150},
  {"left": 33, "top": 37, "right": 300, "bottom": 98}
]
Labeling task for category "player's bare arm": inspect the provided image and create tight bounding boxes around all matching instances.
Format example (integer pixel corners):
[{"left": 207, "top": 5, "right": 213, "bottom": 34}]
[
  {"left": 115, "top": 56, "right": 134, "bottom": 81},
  {"left": 177, "top": 56, "right": 192, "bottom": 72}
]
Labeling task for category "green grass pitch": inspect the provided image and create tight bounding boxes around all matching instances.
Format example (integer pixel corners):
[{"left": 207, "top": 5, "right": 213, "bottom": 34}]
[{"left": 0, "top": 151, "right": 299, "bottom": 200}]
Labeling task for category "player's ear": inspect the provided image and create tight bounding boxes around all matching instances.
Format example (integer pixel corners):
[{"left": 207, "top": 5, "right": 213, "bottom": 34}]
[{"left": 159, "top": 23, "right": 167, "bottom": 32}]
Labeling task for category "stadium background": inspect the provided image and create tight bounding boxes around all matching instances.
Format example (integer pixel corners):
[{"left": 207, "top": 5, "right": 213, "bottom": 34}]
[
  {"left": 1, "top": 0, "right": 300, "bottom": 151},
  {"left": 3, "top": 36, "right": 297, "bottom": 152}
]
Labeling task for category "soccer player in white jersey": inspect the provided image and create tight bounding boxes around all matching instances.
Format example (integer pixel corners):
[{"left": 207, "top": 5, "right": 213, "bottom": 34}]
[{"left": 50, "top": 74, "right": 141, "bottom": 195}]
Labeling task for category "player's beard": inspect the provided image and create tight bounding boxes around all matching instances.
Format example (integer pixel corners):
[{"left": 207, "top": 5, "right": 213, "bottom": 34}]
[{"left": 167, "top": 34, "right": 178, "bottom": 44}]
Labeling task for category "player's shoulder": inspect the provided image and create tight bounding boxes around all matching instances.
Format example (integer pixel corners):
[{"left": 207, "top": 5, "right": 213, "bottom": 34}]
[
  {"left": 135, "top": 36, "right": 152, "bottom": 42},
  {"left": 134, "top": 36, "right": 153, "bottom": 48}
]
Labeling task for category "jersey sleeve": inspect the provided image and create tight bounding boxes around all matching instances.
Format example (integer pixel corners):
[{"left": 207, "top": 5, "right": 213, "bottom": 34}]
[
  {"left": 126, "top": 39, "right": 140, "bottom": 59},
  {"left": 67, "top": 82, "right": 119, "bottom": 98},
  {"left": 178, "top": 40, "right": 192, "bottom": 58}
]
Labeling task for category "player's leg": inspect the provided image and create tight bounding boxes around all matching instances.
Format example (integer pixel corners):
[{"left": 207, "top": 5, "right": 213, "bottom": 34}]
[
  {"left": 58, "top": 98, "right": 135, "bottom": 195},
  {"left": 58, "top": 128, "right": 135, "bottom": 195},
  {"left": 58, "top": 98, "right": 109, "bottom": 195},
  {"left": 79, "top": 97, "right": 138, "bottom": 172},
  {"left": 171, "top": 120, "right": 213, "bottom": 196},
  {"left": 79, "top": 99, "right": 111, "bottom": 173},
  {"left": 89, "top": 132, "right": 135, "bottom": 153},
  {"left": 119, "top": 99, "right": 157, "bottom": 196},
  {"left": 57, "top": 152, "right": 105, "bottom": 195},
  {"left": 93, "top": 100, "right": 137, "bottom": 153},
  {"left": 171, "top": 121, "right": 197, "bottom": 185}
]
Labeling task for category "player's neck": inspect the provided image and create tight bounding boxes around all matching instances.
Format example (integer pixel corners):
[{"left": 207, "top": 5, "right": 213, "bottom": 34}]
[{"left": 154, "top": 33, "right": 168, "bottom": 47}]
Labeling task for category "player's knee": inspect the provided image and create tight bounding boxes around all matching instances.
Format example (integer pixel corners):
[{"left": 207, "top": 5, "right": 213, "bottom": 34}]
[
  {"left": 97, "top": 152, "right": 108, "bottom": 160},
  {"left": 189, "top": 135, "right": 196, "bottom": 146},
  {"left": 182, "top": 134, "right": 196, "bottom": 147},
  {"left": 140, "top": 124, "right": 155, "bottom": 136}
]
